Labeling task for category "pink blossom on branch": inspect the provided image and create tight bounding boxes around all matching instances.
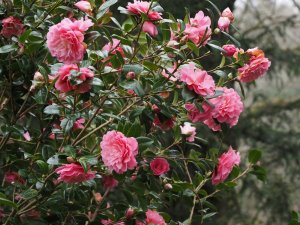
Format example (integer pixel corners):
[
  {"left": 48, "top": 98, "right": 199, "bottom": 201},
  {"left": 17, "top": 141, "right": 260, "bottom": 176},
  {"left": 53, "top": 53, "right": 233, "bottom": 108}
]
[
  {"left": 1, "top": 16, "right": 25, "bottom": 38},
  {"left": 126, "top": 0, "right": 163, "bottom": 21},
  {"left": 179, "top": 63, "right": 215, "bottom": 96},
  {"left": 54, "top": 64, "right": 94, "bottom": 93},
  {"left": 222, "top": 44, "right": 237, "bottom": 57},
  {"left": 238, "top": 48, "right": 271, "bottom": 83},
  {"left": 102, "top": 175, "right": 119, "bottom": 190},
  {"left": 150, "top": 158, "right": 170, "bottom": 176},
  {"left": 218, "top": 16, "right": 230, "bottom": 32},
  {"left": 74, "top": 1, "right": 92, "bottom": 14},
  {"left": 55, "top": 163, "right": 96, "bottom": 183},
  {"left": 145, "top": 209, "right": 166, "bottom": 225},
  {"left": 142, "top": 21, "right": 158, "bottom": 37},
  {"left": 221, "top": 7, "right": 235, "bottom": 22},
  {"left": 100, "top": 130, "right": 138, "bottom": 174},
  {"left": 4, "top": 171, "right": 25, "bottom": 184},
  {"left": 46, "top": 18, "right": 93, "bottom": 64},
  {"left": 212, "top": 146, "right": 240, "bottom": 185},
  {"left": 184, "top": 11, "right": 212, "bottom": 45},
  {"left": 180, "top": 122, "right": 196, "bottom": 142}
]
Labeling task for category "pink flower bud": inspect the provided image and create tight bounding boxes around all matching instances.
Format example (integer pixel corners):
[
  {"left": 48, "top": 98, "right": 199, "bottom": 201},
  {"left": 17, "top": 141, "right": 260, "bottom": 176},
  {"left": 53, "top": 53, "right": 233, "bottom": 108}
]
[
  {"left": 142, "top": 21, "right": 158, "bottom": 37},
  {"left": 126, "top": 71, "right": 135, "bottom": 80},
  {"left": 218, "top": 17, "right": 230, "bottom": 32},
  {"left": 221, "top": 7, "right": 234, "bottom": 22},
  {"left": 126, "top": 208, "right": 135, "bottom": 219},
  {"left": 74, "top": 1, "right": 92, "bottom": 13},
  {"left": 164, "top": 183, "right": 173, "bottom": 190},
  {"left": 33, "top": 71, "right": 44, "bottom": 81},
  {"left": 222, "top": 44, "right": 237, "bottom": 57},
  {"left": 94, "top": 192, "right": 103, "bottom": 203}
]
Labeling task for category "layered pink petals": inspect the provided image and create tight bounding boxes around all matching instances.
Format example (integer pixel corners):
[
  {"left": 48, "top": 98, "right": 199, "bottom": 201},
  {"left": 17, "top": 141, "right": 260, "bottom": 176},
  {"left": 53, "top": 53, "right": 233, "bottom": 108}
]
[
  {"left": 150, "top": 158, "right": 170, "bottom": 176},
  {"left": 142, "top": 21, "right": 158, "bottom": 37},
  {"left": 210, "top": 87, "right": 244, "bottom": 128},
  {"left": 102, "top": 38, "right": 124, "bottom": 56},
  {"left": 179, "top": 63, "right": 215, "bottom": 96},
  {"left": 73, "top": 118, "right": 85, "bottom": 130},
  {"left": 100, "top": 131, "right": 138, "bottom": 174},
  {"left": 218, "top": 17, "right": 230, "bottom": 32},
  {"left": 184, "top": 11, "right": 212, "bottom": 45},
  {"left": 55, "top": 163, "right": 96, "bottom": 183},
  {"left": 54, "top": 64, "right": 94, "bottom": 93},
  {"left": 126, "top": 0, "right": 162, "bottom": 21},
  {"left": 221, "top": 7, "right": 234, "bottom": 22},
  {"left": 1, "top": 16, "right": 25, "bottom": 38},
  {"left": 180, "top": 122, "right": 196, "bottom": 142},
  {"left": 185, "top": 87, "right": 244, "bottom": 131},
  {"left": 212, "top": 146, "right": 240, "bottom": 185},
  {"left": 238, "top": 48, "right": 271, "bottom": 83},
  {"left": 46, "top": 18, "right": 93, "bottom": 64},
  {"left": 145, "top": 210, "right": 166, "bottom": 225}
]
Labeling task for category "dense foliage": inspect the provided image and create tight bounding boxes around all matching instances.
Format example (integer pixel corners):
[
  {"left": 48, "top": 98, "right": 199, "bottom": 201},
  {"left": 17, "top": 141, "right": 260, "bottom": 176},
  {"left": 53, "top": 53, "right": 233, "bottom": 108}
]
[{"left": 0, "top": 0, "right": 271, "bottom": 224}]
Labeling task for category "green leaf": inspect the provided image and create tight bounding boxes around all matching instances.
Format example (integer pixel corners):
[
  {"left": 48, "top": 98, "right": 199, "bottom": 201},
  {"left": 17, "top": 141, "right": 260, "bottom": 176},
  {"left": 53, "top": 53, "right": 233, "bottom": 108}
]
[
  {"left": 250, "top": 165, "right": 267, "bottom": 182},
  {"left": 97, "top": 0, "right": 118, "bottom": 19},
  {"left": 119, "top": 80, "right": 145, "bottom": 97},
  {"left": 136, "top": 137, "right": 154, "bottom": 151},
  {"left": 248, "top": 149, "right": 262, "bottom": 164},
  {"left": 123, "top": 64, "right": 144, "bottom": 74},
  {"left": 207, "top": 43, "right": 227, "bottom": 54},
  {"left": 187, "top": 42, "right": 199, "bottom": 56},
  {"left": 43, "top": 104, "right": 61, "bottom": 115},
  {"left": 0, "top": 195, "right": 18, "bottom": 208},
  {"left": 0, "top": 44, "right": 18, "bottom": 54},
  {"left": 181, "top": 85, "right": 196, "bottom": 102},
  {"left": 21, "top": 189, "right": 38, "bottom": 200},
  {"left": 221, "top": 31, "right": 241, "bottom": 48},
  {"left": 60, "top": 117, "right": 75, "bottom": 133}
]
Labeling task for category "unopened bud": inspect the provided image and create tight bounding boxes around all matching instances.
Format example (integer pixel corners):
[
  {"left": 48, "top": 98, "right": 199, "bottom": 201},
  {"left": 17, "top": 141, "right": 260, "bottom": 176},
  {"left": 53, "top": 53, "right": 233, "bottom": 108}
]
[
  {"left": 67, "top": 156, "right": 76, "bottom": 163},
  {"left": 94, "top": 192, "right": 103, "bottom": 204},
  {"left": 126, "top": 208, "right": 135, "bottom": 219},
  {"left": 126, "top": 71, "right": 135, "bottom": 80},
  {"left": 34, "top": 72, "right": 44, "bottom": 81},
  {"left": 227, "top": 73, "right": 233, "bottom": 79},
  {"left": 164, "top": 183, "right": 173, "bottom": 190},
  {"left": 214, "top": 28, "right": 221, "bottom": 35}
]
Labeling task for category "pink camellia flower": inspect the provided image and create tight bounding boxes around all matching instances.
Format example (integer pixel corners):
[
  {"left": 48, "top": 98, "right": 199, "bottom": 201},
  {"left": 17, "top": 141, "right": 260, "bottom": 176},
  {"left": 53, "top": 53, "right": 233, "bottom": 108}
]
[
  {"left": 212, "top": 146, "right": 240, "bottom": 185},
  {"left": 218, "top": 16, "right": 230, "bottom": 32},
  {"left": 221, "top": 7, "right": 234, "bottom": 22},
  {"left": 222, "top": 44, "right": 237, "bottom": 57},
  {"left": 102, "top": 38, "right": 124, "bottom": 56},
  {"left": 161, "top": 64, "right": 180, "bottom": 82},
  {"left": 47, "top": 18, "right": 93, "bottom": 64},
  {"left": 145, "top": 209, "right": 166, "bottom": 225},
  {"left": 74, "top": 1, "right": 92, "bottom": 13},
  {"left": 126, "top": 0, "right": 162, "bottom": 21},
  {"left": 210, "top": 87, "right": 244, "bottom": 128},
  {"left": 179, "top": 63, "right": 215, "bottom": 96},
  {"left": 55, "top": 163, "right": 96, "bottom": 183},
  {"left": 102, "top": 175, "right": 119, "bottom": 190},
  {"left": 180, "top": 122, "right": 196, "bottom": 142},
  {"left": 142, "top": 21, "right": 158, "bottom": 37},
  {"left": 126, "top": 208, "right": 135, "bottom": 219},
  {"left": 238, "top": 48, "right": 271, "bottom": 83},
  {"left": 54, "top": 64, "right": 94, "bottom": 93},
  {"left": 184, "top": 11, "right": 212, "bottom": 45},
  {"left": 23, "top": 131, "right": 31, "bottom": 141},
  {"left": 150, "top": 158, "right": 170, "bottom": 176},
  {"left": 100, "top": 130, "right": 138, "bottom": 174},
  {"left": 4, "top": 171, "right": 25, "bottom": 184},
  {"left": 72, "top": 118, "right": 85, "bottom": 130},
  {"left": 1, "top": 16, "right": 25, "bottom": 38}
]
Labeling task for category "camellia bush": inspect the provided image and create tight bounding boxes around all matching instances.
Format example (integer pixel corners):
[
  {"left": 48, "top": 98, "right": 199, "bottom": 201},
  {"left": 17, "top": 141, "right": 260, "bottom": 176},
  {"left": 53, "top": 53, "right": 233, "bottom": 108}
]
[{"left": 0, "top": 0, "right": 271, "bottom": 224}]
